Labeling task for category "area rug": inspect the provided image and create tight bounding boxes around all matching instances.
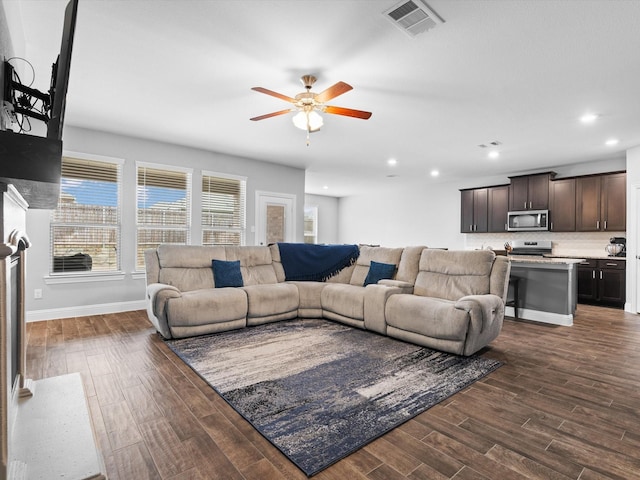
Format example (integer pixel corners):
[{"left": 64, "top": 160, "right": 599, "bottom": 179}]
[{"left": 165, "top": 319, "right": 501, "bottom": 476}]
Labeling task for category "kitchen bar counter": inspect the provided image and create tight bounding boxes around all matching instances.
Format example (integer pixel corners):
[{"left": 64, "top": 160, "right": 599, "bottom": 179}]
[
  {"left": 508, "top": 255, "right": 585, "bottom": 264},
  {"left": 507, "top": 255, "right": 582, "bottom": 326}
]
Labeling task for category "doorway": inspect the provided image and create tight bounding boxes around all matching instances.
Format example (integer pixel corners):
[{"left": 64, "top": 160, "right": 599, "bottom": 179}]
[{"left": 255, "top": 191, "right": 296, "bottom": 246}]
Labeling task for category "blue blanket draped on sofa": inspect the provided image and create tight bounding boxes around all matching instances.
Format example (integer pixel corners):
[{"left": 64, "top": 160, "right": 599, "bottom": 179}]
[{"left": 278, "top": 243, "right": 360, "bottom": 281}]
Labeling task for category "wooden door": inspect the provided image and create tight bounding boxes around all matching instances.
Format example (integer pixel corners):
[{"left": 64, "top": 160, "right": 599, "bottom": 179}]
[
  {"left": 528, "top": 174, "right": 550, "bottom": 210},
  {"left": 599, "top": 260, "right": 626, "bottom": 305},
  {"left": 601, "top": 173, "right": 626, "bottom": 231},
  {"left": 508, "top": 176, "right": 529, "bottom": 211},
  {"left": 549, "top": 178, "right": 575, "bottom": 231},
  {"left": 577, "top": 260, "right": 598, "bottom": 302},
  {"left": 473, "top": 188, "right": 488, "bottom": 232},
  {"left": 460, "top": 190, "right": 475, "bottom": 233},
  {"left": 488, "top": 185, "right": 509, "bottom": 232},
  {"left": 576, "top": 176, "right": 601, "bottom": 231}
]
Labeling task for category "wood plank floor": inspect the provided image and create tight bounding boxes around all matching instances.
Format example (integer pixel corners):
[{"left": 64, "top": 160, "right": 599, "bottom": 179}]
[{"left": 26, "top": 305, "right": 640, "bottom": 479}]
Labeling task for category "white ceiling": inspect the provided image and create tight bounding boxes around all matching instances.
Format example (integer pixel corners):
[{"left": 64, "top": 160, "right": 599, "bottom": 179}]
[{"left": 7, "top": 0, "right": 640, "bottom": 196}]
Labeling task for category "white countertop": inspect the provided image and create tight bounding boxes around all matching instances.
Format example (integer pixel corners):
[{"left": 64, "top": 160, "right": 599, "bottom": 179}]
[{"left": 508, "top": 255, "right": 586, "bottom": 264}]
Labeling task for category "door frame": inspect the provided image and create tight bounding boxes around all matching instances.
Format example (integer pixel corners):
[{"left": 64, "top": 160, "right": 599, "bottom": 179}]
[
  {"left": 632, "top": 184, "right": 640, "bottom": 313},
  {"left": 254, "top": 191, "right": 296, "bottom": 246}
]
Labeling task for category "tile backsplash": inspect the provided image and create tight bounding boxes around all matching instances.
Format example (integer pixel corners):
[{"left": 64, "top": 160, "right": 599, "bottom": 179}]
[{"left": 464, "top": 231, "right": 626, "bottom": 258}]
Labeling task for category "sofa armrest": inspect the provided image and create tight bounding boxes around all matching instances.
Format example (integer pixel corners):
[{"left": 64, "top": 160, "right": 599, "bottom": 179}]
[
  {"left": 364, "top": 284, "right": 403, "bottom": 334},
  {"left": 146, "top": 283, "right": 181, "bottom": 338},
  {"left": 378, "top": 279, "right": 414, "bottom": 294},
  {"left": 454, "top": 294, "right": 504, "bottom": 334}
]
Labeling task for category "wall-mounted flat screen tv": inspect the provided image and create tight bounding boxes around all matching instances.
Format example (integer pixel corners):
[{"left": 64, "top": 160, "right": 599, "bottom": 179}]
[{"left": 47, "top": 0, "right": 78, "bottom": 140}]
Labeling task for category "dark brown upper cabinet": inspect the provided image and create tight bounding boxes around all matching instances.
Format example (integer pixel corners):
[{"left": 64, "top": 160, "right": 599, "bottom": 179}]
[
  {"left": 576, "top": 172, "right": 626, "bottom": 232},
  {"left": 488, "top": 185, "right": 509, "bottom": 232},
  {"left": 460, "top": 187, "right": 488, "bottom": 233},
  {"left": 549, "top": 178, "right": 576, "bottom": 231},
  {"left": 461, "top": 185, "right": 508, "bottom": 233},
  {"left": 508, "top": 172, "right": 555, "bottom": 211}
]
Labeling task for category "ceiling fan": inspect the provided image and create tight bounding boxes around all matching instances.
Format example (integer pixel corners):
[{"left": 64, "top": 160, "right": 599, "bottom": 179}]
[{"left": 250, "top": 75, "right": 372, "bottom": 145}]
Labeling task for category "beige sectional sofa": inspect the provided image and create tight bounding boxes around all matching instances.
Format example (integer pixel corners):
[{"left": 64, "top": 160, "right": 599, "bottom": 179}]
[{"left": 144, "top": 244, "right": 510, "bottom": 356}]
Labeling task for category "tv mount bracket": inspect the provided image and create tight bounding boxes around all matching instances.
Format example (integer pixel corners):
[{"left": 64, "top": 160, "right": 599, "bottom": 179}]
[{"left": 3, "top": 60, "right": 51, "bottom": 124}]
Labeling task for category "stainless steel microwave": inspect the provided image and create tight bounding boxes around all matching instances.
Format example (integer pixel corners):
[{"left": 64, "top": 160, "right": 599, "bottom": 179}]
[{"left": 507, "top": 210, "right": 549, "bottom": 231}]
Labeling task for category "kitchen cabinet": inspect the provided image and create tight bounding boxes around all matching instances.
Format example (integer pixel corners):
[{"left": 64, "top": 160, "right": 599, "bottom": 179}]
[
  {"left": 462, "top": 184, "right": 522, "bottom": 233},
  {"left": 576, "top": 172, "right": 626, "bottom": 232},
  {"left": 577, "top": 258, "right": 626, "bottom": 307},
  {"left": 549, "top": 178, "right": 576, "bottom": 231},
  {"left": 460, "top": 187, "right": 488, "bottom": 233},
  {"left": 508, "top": 172, "right": 554, "bottom": 211},
  {"left": 488, "top": 185, "right": 509, "bottom": 232}
]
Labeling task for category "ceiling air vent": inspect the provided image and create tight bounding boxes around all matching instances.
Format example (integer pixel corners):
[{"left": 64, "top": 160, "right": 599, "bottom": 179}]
[{"left": 384, "top": 0, "right": 444, "bottom": 37}]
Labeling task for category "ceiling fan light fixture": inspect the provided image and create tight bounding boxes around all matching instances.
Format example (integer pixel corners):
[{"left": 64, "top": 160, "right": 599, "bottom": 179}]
[{"left": 292, "top": 110, "right": 323, "bottom": 132}]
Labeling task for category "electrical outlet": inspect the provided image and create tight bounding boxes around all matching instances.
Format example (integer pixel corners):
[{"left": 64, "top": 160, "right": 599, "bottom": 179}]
[{"left": 34, "top": 288, "right": 42, "bottom": 299}]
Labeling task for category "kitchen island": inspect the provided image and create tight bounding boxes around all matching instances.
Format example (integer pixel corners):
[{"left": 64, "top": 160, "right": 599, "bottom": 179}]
[{"left": 507, "top": 255, "right": 585, "bottom": 326}]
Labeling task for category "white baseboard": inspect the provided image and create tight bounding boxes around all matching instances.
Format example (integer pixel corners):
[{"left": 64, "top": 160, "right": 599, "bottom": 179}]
[
  {"left": 505, "top": 306, "right": 573, "bottom": 326},
  {"left": 26, "top": 300, "right": 146, "bottom": 322}
]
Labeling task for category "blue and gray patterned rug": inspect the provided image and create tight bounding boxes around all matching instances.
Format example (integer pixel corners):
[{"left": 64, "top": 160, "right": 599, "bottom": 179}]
[{"left": 166, "top": 318, "right": 501, "bottom": 476}]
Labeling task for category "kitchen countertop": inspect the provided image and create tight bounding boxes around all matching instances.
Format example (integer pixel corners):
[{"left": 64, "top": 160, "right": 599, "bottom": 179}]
[
  {"left": 548, "top": 254, "right": 626, "bottom": 261},
  {"left": 508, "top": 255, "right": 586, "bottom": 264}
]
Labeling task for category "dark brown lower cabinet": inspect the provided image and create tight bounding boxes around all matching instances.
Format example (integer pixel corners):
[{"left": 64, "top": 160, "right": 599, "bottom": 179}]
[{"left": 577, "top": 259, "right": 626, "bottom": 308}]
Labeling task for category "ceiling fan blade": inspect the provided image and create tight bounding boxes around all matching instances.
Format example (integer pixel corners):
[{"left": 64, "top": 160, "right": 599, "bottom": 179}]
[
  {"left": 314, "top": 81, "right": 353, "bottom": 103},
  {"left": 251, "top": 87, "right": 297, "bottom": 103},
  {"left": 324, "top": 105, "right": 372, "bottom": 119},
  {"left": 250, "top": 109, "right": 293, "bottom": 121}
]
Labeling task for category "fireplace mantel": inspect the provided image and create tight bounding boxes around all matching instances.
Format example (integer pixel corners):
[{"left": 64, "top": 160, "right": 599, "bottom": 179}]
[{"left": 0, "top": 183, "right": 106, "bottom": 480}]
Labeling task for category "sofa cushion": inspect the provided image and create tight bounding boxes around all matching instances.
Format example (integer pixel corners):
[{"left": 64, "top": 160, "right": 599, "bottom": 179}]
[
  {"left": 385, "top": 294, "right": 470, "bottom": 341},
  {"left": 395, "top": 246, "right": 427, "bottom": 284},
  {"left": 363, "top": 261, "right": 396, "bottom": 286},
  {"left": 321, "top": 284, "right": 365, "bottom": 320},
  {"left": 212, "top": 260, "right": 244, "bottom": 288},
  {"left": 349, "top": 246, "right": 404, "bottom": 286},
  {"left": 157, "top": 244, "right": 226, "bottom": 291},
  {"left": 225, "top": 246, "right": 278, "bottom": 285},
  {"left": 165, "top": 287, "right": 247, "bottom": 327},
  {"left": 242, "top": 283, "right": 299, "bottom": 318},
  {"left": 158, "top": 244, "right": 227, "bottom": 268},
  {"left": 414, "top": 250, "right": 495, "bottom": 301}
]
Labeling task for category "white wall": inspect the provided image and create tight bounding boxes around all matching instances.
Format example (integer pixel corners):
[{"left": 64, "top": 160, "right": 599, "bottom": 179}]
[
  {"left": 337, "top": 158, "right": 627, "bottom": 250},
  {"left": 25, "top": 126, "right": 306, "bottom": 319},
  {"left": 304, "top": 194, "right": 339, "bottom": 244},
  {"left": 338, "top": 180, "right": 464, "bottom": 248},
  {"left": 626, "top": 146, "right": 640, "bottom": 313}
]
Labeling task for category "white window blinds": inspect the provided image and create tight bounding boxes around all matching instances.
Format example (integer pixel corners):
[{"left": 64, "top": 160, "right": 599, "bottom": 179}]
[
  {"left": 137, "top": 164, "right": 191, "bottom": 269},
  {"left": 201, "top": 173, "right": 246, "bottom": 246},
  {"left": 51, "top": 156, "right": 122, "bottom": 273}
]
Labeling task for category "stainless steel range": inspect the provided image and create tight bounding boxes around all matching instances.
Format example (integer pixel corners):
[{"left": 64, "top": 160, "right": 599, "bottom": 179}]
[{"left": 510, "top": 240, "right": 552, "bottom": 256}]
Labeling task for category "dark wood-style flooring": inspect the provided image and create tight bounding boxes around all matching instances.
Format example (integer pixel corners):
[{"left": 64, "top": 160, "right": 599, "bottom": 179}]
[{"left": 26, "top": 305, "right": 640, "bottom": 479}]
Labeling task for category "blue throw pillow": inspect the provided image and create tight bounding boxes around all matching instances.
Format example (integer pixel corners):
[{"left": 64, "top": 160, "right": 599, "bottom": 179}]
[
  {"left": 212, "top": 260, "right": 244, "bottom": 288},
  {"left": 363, "top": 261, "right": 396, "bottom": 286}
]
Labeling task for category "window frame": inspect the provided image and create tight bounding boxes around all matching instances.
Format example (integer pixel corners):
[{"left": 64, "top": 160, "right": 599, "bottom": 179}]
[
  {"left": 201, "top": 171, "right": 247, "bottom": 246},
  {"left": 49, "top": 152, "right": 124, "bottom": 277},
  {"left": 135, "top": 162, "right": 193, "bottom": 271}
]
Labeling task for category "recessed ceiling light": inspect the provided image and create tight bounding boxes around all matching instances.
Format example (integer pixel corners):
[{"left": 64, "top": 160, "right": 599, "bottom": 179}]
[
  {"left": 488, "top": 151, "right": 500, "bottom": 159},
  {"left": 430, "top": 169, "right": 439, "bottom": 177},
  {"left": 387, "top": 158, "right": 397, "bottom": 166},
  {"left": 322, "top": 185, "right": 329, "bottom": 190},
  {"left": 580, "top": 113, "right": 599, "bottom": 123},
  {"left": 605, "top": 138, "right": 619, "bottom": 146}
]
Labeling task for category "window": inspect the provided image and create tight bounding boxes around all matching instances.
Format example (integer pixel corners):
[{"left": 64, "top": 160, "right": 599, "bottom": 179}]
[
  {"left": 201, "top": 172, "right": 246, "bottom": 246},
  {"left": 51, "top": 156, "right": 122, "bottom": 273},
  {"left": 136, "top": 163, "right": 192, "bottom": 270},
  {"left": 304, "top": 205, "right": 318, "bottom": 244}
]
